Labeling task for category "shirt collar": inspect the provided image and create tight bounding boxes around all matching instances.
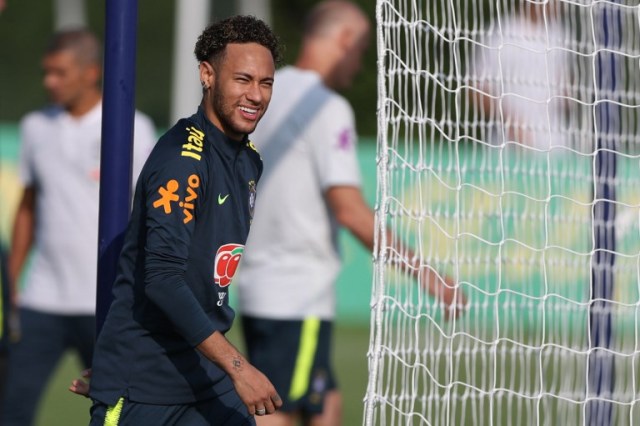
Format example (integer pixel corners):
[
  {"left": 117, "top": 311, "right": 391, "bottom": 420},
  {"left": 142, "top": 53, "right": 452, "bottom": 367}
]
[
  {"left": 194, "top": 106, "right": 249, "bottom": 154},
  {"left": 59, "top": 100, "right": 103, "bottom": 124}
]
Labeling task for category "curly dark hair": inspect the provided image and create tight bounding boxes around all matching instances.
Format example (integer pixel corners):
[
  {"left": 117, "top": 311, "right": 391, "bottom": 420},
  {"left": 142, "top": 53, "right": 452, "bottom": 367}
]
[{"left": 194, "top": 15, "right": 282, "bottom": 66}]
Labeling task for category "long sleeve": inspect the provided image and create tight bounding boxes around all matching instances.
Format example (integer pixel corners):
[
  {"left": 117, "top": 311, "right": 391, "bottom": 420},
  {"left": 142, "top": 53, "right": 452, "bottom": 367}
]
[{"left": 141, "top": 151, "right": 216, "bottom": 347}]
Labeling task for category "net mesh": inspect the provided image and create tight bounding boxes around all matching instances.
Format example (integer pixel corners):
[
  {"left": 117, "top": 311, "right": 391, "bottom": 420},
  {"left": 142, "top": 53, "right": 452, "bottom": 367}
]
[{"left": 365, "top": 0, "right": 640, "bottom": 424}]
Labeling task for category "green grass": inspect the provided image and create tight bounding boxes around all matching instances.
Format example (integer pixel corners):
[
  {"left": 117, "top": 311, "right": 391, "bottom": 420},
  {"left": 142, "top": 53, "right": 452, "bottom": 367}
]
[
  {"left": 36, "top": 352, "right": 92, "bottom": 425},
  {"left": 35, "top": 323, "right": 371, "bottom": 426}
]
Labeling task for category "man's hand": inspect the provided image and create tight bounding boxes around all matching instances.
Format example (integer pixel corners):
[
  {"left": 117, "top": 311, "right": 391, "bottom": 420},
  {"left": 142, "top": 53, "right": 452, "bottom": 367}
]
[
  {"left": 418, "top": 266, "right": 467, "bottom": 320},
  {"left": 69, "top": 368, "right": 91, "bottom": 397},
  {"left": 227, "top": 359, "right": 282, "bottom": 416},
  {"left": 197, "top": 331, "right": 282, "bottom": 416}
]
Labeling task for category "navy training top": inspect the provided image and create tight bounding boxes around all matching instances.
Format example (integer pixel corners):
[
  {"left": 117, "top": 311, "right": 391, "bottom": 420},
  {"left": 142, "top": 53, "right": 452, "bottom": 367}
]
[{"left": 90, "top": 107, "right": 262, "bottom": 405}]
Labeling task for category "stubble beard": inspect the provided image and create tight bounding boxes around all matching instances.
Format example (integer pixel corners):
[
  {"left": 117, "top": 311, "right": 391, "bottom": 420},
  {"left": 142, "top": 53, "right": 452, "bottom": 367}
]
[{"left": 212, "top": 89, "right": 257, "bottom": 140}]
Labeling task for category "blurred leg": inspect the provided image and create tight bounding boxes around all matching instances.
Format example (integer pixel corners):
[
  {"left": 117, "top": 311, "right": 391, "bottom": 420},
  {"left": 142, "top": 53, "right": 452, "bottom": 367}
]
[
  {"left": 255, "top": 391, "right": 342, "bottom": 426},
  {"left": 255, "top": 411, "right": 297, "bottom": 426},
  {"left": 0, "top": 350, "right": 7, "bottom": 420},
  {"left": 2, "top": 308, "right": 66, "bottom": 426},
  {"left": 67, "top": 314, "right": 95, "bottom": 368},
  {"left": 309, "top": 390, "right": 342, "bottom": 426},
  {"left": 0, "top": 248, "right": 8, "bottom": 420}
]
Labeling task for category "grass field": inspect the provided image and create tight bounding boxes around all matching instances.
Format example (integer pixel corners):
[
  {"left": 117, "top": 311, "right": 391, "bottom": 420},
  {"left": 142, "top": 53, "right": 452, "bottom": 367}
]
[{"left": 34, "top": 323, "right": 371, "bottom": 426}]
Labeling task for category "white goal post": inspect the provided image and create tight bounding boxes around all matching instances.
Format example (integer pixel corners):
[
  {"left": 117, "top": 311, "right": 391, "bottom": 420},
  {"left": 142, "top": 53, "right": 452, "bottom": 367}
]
[{"left": 365, "top": 0, "right": 640, "bottom": 425}]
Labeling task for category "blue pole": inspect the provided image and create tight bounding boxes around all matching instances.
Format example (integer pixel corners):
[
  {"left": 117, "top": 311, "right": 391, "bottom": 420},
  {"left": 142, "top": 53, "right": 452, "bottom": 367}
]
[
  {"left": 588, "top": 3, "right": 619, "bottom": 425},
  {"left": 96, "top": 0, "right": 138, "bottom": 335}
]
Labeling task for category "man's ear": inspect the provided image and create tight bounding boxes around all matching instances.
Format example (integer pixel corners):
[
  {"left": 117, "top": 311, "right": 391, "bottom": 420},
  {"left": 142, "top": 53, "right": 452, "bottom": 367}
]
[
  {"left": 199, "top": 61, "right": 214, "bottom": 90},
  {"left": 338, "top": 25, "right": 356, "bottom": 52},
  {"left": 86, "top": 63, "right": 102, "bottom": 86}
]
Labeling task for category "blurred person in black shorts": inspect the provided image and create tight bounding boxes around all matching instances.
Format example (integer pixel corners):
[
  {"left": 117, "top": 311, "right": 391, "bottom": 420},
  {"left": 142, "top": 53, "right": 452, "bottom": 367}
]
[
  {"left": 235, "top": 2, "right": 466, "bottom": 425},
  {"left": 2, "top": 29, "right": 156, "bottom": 426},
  {"left": 0, "top": 246, "right": 9, "bottom": 420}
]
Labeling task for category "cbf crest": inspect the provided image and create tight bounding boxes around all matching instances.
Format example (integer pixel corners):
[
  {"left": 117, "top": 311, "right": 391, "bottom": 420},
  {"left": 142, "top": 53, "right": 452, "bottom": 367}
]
[{"left": 248, "top": 180, "right": 256, "bottom": 223}]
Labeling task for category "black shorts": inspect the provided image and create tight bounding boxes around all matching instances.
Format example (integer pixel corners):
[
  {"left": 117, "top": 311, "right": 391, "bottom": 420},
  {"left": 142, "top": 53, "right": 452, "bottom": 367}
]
[
  {"left": 89, "top": 389, "right": 255, "bottom": 426},
  {"left": 0, "top": 248, "right": 9, "bottom": 352},
  {"left": 241, "top": 316, "right": 337, "bottom": 415}
]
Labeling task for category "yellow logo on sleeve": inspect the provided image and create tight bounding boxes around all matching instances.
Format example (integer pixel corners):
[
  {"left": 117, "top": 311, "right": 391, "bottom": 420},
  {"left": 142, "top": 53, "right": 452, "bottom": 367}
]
[
  {"left": 153, "top": 174, "right": 201, "bottom": 223},
  {"left": 153, "top": 180, "right": 180, "bottom": 213},
  {"left": 181, "top": 126, "right": 205, "bottom": 160},
  {"left": 180, "top": 174, "right": 200, "bottom": 224}
]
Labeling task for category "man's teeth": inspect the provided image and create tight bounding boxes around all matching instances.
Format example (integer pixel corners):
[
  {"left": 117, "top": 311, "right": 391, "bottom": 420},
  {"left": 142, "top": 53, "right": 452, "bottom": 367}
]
[{"left": 240, "top": 107, "right": 257, "bottom": 114}]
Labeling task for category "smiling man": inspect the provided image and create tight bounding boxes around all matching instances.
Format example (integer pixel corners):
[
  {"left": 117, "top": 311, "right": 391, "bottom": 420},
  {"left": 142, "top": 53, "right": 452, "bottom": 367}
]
[{"left": 87, "top": 16, "right": 283, "bottom": 425}]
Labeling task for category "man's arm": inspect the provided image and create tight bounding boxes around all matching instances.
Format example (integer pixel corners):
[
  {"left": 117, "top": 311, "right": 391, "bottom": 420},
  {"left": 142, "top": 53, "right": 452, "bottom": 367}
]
[
  {"left": 197, "top": 331, "right": 282, "bottom": 416},
  {"left": 71, "top": 333, "right": 284, "bottom": 416},
  {"left": 325, "top": 186, "right": 375, "bottom": 251},
  {"left": 325, "top": 185, "right": 466, "bottom": 319},
  {"left": 8, "top": 186, "right": 36, "bottom": 307}
]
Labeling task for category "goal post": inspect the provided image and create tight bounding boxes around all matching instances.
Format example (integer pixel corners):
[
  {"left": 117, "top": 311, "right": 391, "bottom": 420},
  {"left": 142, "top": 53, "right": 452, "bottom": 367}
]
[{"left": 365, "top": 1, "right": 640, "bottom": 425}]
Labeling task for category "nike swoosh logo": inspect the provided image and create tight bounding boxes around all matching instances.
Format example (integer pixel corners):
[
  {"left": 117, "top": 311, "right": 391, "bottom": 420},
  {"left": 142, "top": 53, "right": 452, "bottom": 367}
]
[{"left": 218, "top": 194, "right": 230, "bottom": 205}]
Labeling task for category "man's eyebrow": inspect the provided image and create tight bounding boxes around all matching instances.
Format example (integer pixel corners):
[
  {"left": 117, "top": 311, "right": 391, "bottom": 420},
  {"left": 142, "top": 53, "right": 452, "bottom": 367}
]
[{"left": 233, "top": 72, "right": 274, "bottom": 82}]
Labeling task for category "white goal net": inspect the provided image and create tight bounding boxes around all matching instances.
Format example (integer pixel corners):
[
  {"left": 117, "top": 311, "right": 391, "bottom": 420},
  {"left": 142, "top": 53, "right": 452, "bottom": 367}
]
[{"left": 365, "top": 0, "right": 640, "bottom": 425}]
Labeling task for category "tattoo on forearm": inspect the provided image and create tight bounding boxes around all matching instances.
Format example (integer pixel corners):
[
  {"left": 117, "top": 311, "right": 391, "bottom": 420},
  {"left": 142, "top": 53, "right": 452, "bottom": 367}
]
[{"left": 232, "top": 356, "right": 242, "bottom": 371}]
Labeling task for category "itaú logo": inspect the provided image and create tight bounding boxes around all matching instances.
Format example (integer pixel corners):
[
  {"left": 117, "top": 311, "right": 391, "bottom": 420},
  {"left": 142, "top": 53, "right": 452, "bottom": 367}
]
[{"left": 213, "top": 244, "right": 244, "bottom": 287}]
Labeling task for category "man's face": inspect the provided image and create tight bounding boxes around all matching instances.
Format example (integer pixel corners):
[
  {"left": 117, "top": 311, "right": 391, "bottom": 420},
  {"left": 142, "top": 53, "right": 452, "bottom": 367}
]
[
  {"left": 42, "top": 50, "right": 97, "bottom": 109},
  {"left": 209, "top": 43, "right": 275, "bottom": 140}
]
